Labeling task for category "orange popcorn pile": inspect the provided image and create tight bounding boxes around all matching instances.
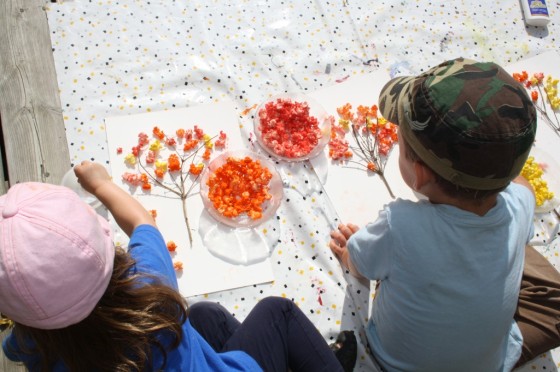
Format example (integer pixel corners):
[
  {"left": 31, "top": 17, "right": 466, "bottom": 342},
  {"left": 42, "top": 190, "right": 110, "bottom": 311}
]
[{"left": 206, "top": 156, "right": 273, "bottom": 220}]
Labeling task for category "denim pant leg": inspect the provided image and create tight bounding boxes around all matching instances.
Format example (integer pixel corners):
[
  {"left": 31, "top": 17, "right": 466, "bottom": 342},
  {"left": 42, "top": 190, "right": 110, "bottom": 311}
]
[
  {"left": 187, "top": 301, "right": 241, "bottom": 352},
  {"left": 223, "top": 296, "right": 343, "bottom": 372}
]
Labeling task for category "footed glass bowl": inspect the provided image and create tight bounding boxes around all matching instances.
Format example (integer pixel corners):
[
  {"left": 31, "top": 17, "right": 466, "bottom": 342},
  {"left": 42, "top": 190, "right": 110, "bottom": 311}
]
[
  {"left": 200, "top": 149, "right": 283, "bottom": 228},
  {"left": 253, "top": 93, "right": 330, "bottom": 162}
]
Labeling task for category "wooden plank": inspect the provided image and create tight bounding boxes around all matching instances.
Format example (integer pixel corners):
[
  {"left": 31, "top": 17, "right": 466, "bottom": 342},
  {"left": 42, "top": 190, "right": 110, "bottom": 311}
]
[
  {"left": 0, "top": 0, "right": 70, "bottom": 191},
  {"left": 0, "top": 329, "right": 26, "bottom": 372}
]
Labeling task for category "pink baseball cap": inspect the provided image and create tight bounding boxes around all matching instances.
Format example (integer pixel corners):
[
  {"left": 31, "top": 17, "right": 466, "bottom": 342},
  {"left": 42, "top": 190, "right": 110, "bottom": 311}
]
[{"left": 0, "top": 182, "right": 114, "bottom": 329}]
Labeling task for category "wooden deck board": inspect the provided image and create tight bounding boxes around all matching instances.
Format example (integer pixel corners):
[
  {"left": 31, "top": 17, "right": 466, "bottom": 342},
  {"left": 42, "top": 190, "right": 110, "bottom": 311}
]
[
  {"left": 0, "top": 329, "right": 25, "bottom": 372},
  {"left": 0, "top": 1, "right": 68, "bottom": 369},
  {"left": 0, "top": 0, "right": 70, "bottom": 194}
]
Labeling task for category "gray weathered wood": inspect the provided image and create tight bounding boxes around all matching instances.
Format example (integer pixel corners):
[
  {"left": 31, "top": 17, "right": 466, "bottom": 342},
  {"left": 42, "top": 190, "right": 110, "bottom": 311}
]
[
  {"left": 0, "top": 0, "right": 70, "bottom": 194},
  {"left": 0, "top": 328, "right": 26, "bottom": 372}
]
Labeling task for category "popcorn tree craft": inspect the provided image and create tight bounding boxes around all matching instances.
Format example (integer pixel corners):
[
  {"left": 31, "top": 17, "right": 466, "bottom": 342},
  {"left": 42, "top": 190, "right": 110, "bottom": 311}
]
[
  {"left": 329, "top": 103, "right": 398, "bottom": 198},
  {"left": 513, "top": 71, "right": 560, "bottom": 136},
  {"left": 120, "top": 125, "right": 227, "bottom": 245}
]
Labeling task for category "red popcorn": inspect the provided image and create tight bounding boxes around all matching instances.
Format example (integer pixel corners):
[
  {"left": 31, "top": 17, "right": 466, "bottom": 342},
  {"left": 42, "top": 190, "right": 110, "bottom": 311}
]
[{"left": 257, "top": 98, "right": 322, "bottom": 159}]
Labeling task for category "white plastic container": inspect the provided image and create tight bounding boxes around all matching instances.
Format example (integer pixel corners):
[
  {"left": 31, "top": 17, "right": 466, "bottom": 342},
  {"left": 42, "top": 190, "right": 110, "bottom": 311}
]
[{"left": 520, "top": 0, "right": 550, "bottom": 26}]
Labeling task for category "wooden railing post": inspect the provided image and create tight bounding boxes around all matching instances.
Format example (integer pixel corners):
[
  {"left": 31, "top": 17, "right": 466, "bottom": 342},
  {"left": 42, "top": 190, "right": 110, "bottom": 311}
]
[{"left": 0, "top": 0, "right": 70, "bottom": 193}]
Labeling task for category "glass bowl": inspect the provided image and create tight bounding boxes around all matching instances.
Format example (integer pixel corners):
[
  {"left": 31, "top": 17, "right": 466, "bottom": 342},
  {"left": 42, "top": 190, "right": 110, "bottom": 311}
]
[
  {"left": 200, "top": 149, "right": 283, "bottom": 228},
  {"left": 253, "top": 93, "right": 331, "bottom": 162}
]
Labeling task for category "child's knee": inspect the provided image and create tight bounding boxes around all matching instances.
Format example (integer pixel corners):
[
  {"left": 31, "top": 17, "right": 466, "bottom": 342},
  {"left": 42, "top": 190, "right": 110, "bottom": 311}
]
[
  {"left": 255, "top": 296, "right": 295, "bottom": 315},
  {"left": 188, "top": 301, "right": 226, "bottom": 322}
]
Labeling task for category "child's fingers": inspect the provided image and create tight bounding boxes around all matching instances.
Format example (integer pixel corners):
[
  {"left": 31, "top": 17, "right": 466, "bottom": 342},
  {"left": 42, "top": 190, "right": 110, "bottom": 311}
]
[
  {"left": 329, "top": 239, "right": 344, "bottom": 257},
  {"left": 330, "top": 229, "right": 347, "bottom": 246},
  {"left": 347, "top": 223, "right": 360, "bottom": 233},
  {"left": 338, "top": 223, "right": 357, "bottom": 239}
]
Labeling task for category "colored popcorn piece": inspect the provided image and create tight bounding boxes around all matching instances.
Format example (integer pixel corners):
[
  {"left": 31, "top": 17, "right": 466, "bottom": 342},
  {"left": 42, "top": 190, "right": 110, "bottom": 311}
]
[
  {"left": 173, "top": 261, "right": 183, "bottom": 271},
  {"left": 168, "top": 154, "right": 181, "bottom": 172},
  {"left": 167, "top": 241, "right": 177, "bottom": 252},
  {"left": 189, "top": 163, "right": 205, "bottom": 175}
]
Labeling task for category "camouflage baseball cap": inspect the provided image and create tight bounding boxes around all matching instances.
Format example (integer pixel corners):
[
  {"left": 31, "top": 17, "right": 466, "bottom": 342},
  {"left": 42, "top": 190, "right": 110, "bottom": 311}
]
[{"left": 379, "top": 58, "right": 537, "bottom": 190}]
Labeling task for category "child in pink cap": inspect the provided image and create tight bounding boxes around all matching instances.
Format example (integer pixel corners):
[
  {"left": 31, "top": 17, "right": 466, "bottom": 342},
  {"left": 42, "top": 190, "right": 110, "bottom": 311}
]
[{"left": 0, "top": 161, "right": 357, "bottom": 371}]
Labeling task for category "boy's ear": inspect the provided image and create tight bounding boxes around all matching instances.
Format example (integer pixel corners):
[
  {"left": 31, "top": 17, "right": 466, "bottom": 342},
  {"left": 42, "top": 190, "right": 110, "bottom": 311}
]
[{"left": 413, "top": 161, "right": 435, "bottom": 190}]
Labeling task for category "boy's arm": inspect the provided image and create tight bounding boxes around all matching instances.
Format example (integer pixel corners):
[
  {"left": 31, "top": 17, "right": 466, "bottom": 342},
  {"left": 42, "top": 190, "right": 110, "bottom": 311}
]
[
  {"left": 74, "top": 161, "right": 156, "bottom": 237},
  {"left": 512, "top": 174, "right": 536, "bottom": 199},
  {"left": 329, "top": 223, "right": 366, "bottom": 280}
]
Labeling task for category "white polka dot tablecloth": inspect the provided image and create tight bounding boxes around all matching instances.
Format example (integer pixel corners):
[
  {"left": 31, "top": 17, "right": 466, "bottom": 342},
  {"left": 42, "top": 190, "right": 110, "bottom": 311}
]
[{"left": 47, "top": 1, "right": 560, "bottom": 370}]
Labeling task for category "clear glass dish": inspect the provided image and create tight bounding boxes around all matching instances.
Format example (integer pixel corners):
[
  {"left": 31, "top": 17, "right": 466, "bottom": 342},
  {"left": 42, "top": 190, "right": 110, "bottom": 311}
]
[
  {"left": 253, "top": 93, "right": 331, "bottom": 162},
  {"left": 200, "top": 149, "right": 283, "bottom": 228}
]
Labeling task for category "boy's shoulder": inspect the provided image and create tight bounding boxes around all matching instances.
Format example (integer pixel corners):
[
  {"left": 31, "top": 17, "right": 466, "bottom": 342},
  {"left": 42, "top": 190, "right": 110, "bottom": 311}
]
[{"left": 387, "top": 183, "right": 533, "bottom": 222}]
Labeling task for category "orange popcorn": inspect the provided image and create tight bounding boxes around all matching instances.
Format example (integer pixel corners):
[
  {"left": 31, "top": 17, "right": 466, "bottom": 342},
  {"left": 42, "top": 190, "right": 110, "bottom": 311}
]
[
  {"left": 183, "top": 139, "right": 198, "bottom": 152},
  {"left": 168, "top": 154, "right": 181, "bottom": 172},
  {"left": 206, "top": 156, "right": 273, "bottom": 220},
  {"left": 336, "top": 103, "right": 354, "bottom": 121},
  {"left": 154, "top": 169, "right": 165, "bottom": 178},
  {"left": 202, "top": 148, "right": 212, "bottom": 160},
  {"left": 173, "top": 261, "right": 183, "bottom": 271},
  {"left": 189, "top": 163, "right": 204, "bottom": 175},
  {"left": 167, "top": 241, "right": 177, "bottom": 252},
  {"left": 153, "top": 126, "right": 165, "bottom": 140}
]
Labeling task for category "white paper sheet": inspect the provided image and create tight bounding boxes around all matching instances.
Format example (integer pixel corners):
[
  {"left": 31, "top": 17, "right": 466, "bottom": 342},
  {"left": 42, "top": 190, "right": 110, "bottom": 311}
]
[
  {"left": 105, "top": 100, "right": 275, "bottom": 297},
  {"left": 308, "top": 70, "right": 418, "bottom": 228}
]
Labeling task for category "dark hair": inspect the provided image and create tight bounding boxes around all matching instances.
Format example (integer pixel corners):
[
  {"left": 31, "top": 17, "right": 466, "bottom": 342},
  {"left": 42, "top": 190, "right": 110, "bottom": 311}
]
[
  {"left": 9, "top": 246, "right": 187, "bottom": 372},
  {"left": 400, "top": 135, "right": 506, "bottom": 204}
]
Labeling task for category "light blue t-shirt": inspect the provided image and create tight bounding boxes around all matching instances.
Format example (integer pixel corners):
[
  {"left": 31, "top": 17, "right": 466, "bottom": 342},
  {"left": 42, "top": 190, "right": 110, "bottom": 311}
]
[{"left": 348, "top": 183, "right": 534, "bottom": 372}]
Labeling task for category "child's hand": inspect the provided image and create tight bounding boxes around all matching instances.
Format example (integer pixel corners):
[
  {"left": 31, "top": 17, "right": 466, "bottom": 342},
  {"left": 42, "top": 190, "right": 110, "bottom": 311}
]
[
  {"left": 329, "top": 223, "right": 364, "bottom": 279},
  {"left": 74, "top": 161, "right": 112, "bottom": 196},
  {"left": 74, "top": 160, "right": 155, "bottom": 236},
  {"left": 329, "top": 223, "right": 359, "bottom": 260}
]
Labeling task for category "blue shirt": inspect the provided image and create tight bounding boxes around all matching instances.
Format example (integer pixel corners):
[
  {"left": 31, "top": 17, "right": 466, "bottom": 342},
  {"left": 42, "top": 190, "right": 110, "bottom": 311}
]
[
  {"left": 348, "top": 183, "right": 534, "bottom": 372},
  {"left": 3, "top": 225, "right": 262, "bottom": 371}
]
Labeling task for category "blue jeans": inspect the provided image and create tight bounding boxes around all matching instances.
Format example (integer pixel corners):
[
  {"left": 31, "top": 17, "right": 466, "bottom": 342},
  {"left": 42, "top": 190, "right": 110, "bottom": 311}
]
[{"left": 188, "top": 296, "right": 343, "bottom": 372}]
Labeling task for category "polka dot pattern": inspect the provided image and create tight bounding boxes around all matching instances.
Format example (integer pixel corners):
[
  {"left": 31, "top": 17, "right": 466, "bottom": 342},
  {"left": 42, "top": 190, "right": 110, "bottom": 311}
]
[{"left": 46, "top": 1, "right": 560, "bottom": 369}]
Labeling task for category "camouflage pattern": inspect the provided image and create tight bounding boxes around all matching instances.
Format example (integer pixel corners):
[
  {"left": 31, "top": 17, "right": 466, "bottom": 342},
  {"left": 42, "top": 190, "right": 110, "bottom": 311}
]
[{"left": 379, "top": 58, "right": 537, "bottom": 190}]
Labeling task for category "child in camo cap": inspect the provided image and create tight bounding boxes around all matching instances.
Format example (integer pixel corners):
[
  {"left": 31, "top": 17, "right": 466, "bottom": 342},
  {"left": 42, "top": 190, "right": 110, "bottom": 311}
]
[{"left": 330, "top": 58, "right": 560, "bottom": 371}]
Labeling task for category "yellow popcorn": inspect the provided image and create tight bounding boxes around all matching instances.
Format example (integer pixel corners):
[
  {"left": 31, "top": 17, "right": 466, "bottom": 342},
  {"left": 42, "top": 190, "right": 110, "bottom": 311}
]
[
  {"left": 521, "top": 156, "right": 554, "bottom": 207},
  {"left": 149, "top": 140, "right": 163, "bottom": 151},
  {"left": 124, "top": 153, "right": 137, "bottom": 165}
]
